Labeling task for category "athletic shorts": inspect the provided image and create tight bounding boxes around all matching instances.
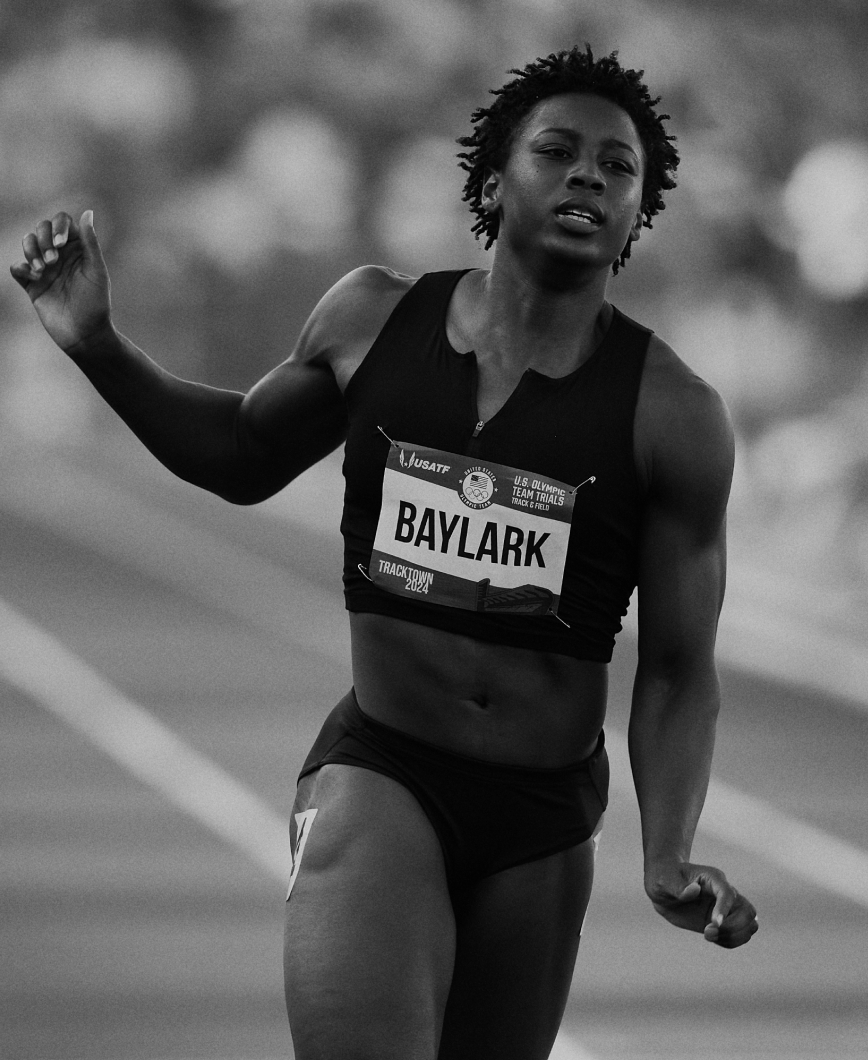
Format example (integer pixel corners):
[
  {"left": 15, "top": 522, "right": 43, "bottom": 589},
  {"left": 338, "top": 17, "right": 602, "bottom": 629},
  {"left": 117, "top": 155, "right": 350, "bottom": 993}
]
[{"left": 296, "top": 689, "right": 608, "bottom": 903}]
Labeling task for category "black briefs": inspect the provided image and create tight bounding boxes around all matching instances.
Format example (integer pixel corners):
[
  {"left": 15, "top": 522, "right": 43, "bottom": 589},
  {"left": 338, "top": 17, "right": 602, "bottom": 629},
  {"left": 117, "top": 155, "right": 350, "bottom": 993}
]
[{"left": 297, "top": 690, "right": 608, "bottom": 903}]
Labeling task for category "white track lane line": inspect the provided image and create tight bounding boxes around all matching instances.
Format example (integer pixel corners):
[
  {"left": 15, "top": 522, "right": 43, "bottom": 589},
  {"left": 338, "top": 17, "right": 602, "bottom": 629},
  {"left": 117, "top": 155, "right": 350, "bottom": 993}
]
[
  {"left": 699, "top": 775, "right": 868, "bottom": 910},
  {"left": 621, "top": 599, "right": 868, "bottom": 714},
  {"left": 604, "top": 728, "right": 868, "bottom": 910},
  {"left": 549, "top": 1032, "right": 602, "bottom": 1060},
  {"left": 0, "top": 456, "right": 350, "bottom": 664},
  {"left": 0, "top": 595, "right": 290, "bottom": 882},
  {"left": 0, "top": 594, "right": 599, "bottom": 1060}
]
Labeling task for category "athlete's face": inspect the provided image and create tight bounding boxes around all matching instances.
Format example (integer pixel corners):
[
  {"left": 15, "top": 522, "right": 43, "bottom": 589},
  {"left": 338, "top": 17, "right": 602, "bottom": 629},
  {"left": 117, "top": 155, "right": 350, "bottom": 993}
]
[{"left": 483, "top": 93, "right": 646, "bottom": 272}]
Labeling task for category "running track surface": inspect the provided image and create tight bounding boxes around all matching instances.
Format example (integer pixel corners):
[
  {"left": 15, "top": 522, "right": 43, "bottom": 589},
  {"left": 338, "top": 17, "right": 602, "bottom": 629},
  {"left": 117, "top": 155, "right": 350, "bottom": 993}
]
[{"left": 2, "top": 436, "right": 866, "bottom": 1060}]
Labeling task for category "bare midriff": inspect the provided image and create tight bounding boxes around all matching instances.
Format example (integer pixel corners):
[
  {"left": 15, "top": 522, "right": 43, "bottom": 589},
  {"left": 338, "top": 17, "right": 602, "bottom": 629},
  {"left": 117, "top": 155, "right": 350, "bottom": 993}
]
[{"left": 349, "top": 612, "right": 608, "bottom": 768}]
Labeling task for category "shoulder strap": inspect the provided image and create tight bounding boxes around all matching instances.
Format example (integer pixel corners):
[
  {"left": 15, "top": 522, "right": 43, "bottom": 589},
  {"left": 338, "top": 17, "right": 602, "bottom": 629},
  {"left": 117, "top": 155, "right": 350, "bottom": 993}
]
[
  {"left": 385, "top": 269, "right": 470, "bottom": 330},
  {"left": 344, "top": 270, "right": 470, "bottom": 405},
  {"left": 599, "top": 306, "right": 653, "bottom": 419},
  {"left": 610, "top": 306, "right": 654, "bottom": 345}
]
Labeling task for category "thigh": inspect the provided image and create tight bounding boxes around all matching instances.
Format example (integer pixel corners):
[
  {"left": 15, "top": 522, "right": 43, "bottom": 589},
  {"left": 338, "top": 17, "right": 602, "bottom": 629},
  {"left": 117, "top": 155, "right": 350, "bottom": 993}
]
[
  {"left": 284, "top": 763, "right": 456, "bottom": 1060},
  {"left": 438, "top": 837, "right": 597, "bottom": 1060}
]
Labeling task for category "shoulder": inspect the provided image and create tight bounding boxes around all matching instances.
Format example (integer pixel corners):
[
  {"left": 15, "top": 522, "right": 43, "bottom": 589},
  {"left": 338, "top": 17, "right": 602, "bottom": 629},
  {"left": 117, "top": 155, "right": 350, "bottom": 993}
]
[
  {"left": 289, "top": 265, "right": 418, "bottom": 382},
  {"left": 312, "top": 265, "right": 418, "bottom": 342},
  {"left": 635, "top": 333, "right": 734, "bottom": 513}
]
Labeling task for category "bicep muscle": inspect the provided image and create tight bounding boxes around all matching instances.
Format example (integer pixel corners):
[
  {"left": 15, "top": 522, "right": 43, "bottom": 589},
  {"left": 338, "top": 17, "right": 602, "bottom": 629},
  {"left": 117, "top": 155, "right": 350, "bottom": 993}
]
[{"left": 636, "top": 371, "right": 734, "bottom": 673}]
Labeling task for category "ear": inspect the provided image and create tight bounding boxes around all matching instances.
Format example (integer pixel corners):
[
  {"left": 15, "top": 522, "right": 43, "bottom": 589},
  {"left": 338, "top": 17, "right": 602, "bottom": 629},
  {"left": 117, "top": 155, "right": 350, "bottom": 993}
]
[
  {"left": 629, "top": 209, "right": 643, "bottom": 242},
  {"left": 481, "top": 169, "right": 502, "bottom": 214}
]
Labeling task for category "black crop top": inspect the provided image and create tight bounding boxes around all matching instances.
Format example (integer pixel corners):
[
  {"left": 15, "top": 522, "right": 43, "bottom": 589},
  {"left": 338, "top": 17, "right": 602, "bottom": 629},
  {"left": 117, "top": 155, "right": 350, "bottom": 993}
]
[{"left": 340, "top": 269, "right": 651, "bottom": 662}]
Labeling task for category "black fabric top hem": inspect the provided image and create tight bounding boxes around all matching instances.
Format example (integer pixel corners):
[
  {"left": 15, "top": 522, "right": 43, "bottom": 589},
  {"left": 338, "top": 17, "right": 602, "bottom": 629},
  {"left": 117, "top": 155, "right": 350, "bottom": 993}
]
[{"left": 345, "top": 592, "right": 615, "bottom": 663}]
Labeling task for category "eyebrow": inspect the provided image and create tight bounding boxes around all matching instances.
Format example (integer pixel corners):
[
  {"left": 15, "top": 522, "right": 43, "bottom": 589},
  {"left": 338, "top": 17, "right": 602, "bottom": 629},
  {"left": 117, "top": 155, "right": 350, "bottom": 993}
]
[{"left": 533, "top": 127, "right": 641, "bottom": 160}]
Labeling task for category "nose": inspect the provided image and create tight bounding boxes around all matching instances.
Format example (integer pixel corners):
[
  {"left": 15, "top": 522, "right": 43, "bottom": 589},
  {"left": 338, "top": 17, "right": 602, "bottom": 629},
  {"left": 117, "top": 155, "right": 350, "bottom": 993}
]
[{"left": 567, "top": 161, "right": 605, "bottom": 193}]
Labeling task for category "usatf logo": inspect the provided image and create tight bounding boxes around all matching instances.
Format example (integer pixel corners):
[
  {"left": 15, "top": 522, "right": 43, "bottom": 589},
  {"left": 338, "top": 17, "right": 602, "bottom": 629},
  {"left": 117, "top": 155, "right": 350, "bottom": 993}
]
[
  {"left": 399, "top": 450, "right": 451, "bottom": 473},
  {"left": 459, "top": 466, "right": 496, "bottom": 509}
]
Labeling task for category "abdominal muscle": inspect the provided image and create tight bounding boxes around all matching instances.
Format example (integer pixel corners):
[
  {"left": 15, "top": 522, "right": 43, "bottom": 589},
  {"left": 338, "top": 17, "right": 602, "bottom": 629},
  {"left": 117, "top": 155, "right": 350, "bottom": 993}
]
[{"left": 349, "top": 612, "right": 608, "bottom": 768}]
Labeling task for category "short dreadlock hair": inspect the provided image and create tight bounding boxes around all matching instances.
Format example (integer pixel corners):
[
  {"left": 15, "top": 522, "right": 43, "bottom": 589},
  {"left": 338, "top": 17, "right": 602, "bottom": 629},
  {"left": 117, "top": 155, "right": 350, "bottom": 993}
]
[{"left": 457, "top": 44, "right": 679, "bottom": 273}]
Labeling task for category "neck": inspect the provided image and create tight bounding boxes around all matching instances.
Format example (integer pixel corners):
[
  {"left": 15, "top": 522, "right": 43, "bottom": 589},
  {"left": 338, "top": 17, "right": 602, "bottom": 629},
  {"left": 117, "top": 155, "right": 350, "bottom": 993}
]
[{"left": 470, "top": 251, "right": 612, "bottom": 374}]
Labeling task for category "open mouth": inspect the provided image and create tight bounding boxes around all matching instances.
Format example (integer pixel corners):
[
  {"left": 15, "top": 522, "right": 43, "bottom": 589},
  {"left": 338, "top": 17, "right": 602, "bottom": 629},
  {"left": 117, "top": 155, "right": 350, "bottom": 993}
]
[
  {"left": 554, "top": 201, "right": 605, "bottom": 230},
  {"left": 557, "top": 208, "right": 600, "bottom": 225}
]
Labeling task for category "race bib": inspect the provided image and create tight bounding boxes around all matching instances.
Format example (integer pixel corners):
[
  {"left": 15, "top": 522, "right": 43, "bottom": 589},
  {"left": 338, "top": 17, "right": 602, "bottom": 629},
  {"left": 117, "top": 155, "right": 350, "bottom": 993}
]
[{"left": 370, "top": 440, "right": 582, "bottom": 616}]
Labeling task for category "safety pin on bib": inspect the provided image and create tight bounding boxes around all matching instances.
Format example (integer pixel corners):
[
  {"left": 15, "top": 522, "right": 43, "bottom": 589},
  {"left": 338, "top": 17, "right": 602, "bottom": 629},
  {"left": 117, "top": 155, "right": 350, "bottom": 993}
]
[
  {"left": 377, "top": 425, "right": 400, "bottom": 449},
  {"left": 358, "top": 563, "right": 374, "bottom": 582},
  {"left": 570, "top": 476, "right": 596, "bottom": 494}
]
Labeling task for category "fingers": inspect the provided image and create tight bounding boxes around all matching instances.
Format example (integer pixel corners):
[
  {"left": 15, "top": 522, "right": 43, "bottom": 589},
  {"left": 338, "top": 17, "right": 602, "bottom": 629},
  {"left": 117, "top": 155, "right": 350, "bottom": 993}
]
[
  {"left": 35, "top": 218, "right": 57, "bottom": 264},
  {"left": 13, "top": 211, "right": 82, "bottom": 282},
  {"left": 78, "top": 210, "right": 98, "bottom": 255},
  {"left": 702, "top": 888, "right": 756, "bottom": 945},
  {"left": 705, "top": 892, "right": 759, "bottom": 949},
  {"left": 676, "top": 880, "right": 702, "bottom": 902},
  {"left": 706, "top": 874, "right": 732, "bottom": 928},
  {"left": 651, "top": 864, "right": 726, "bottom": 912},
  {"left": 646, "top": 862, "right": 758, "bottom": 949},
  {"left": 21, "top": 231, "right": 45, "bottom": 276},
  {"left": 9, "top": 261, "right": 35, "bottom": 289},
  {"left": 52, "top": 210, "right": 74, "bottom": 248},
  {"left": 683, "top": 865, "right": 734, "bottom": 929}
]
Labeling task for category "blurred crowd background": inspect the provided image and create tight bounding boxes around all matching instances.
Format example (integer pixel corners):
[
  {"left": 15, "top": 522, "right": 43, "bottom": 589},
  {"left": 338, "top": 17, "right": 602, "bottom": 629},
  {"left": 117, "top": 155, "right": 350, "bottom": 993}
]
[{"left": 1, "top": 0, "right": 867, "bottom": 604}]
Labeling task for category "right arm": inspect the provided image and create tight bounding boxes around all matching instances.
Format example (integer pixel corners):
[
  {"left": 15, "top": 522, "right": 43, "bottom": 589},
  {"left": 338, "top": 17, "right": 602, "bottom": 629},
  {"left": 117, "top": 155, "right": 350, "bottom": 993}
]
[
  {"left": 11, "top": 210, "right": 408, "bottom": 504},
  {"left": 57, "top": 324, "right": 346, "bottom": 505}
]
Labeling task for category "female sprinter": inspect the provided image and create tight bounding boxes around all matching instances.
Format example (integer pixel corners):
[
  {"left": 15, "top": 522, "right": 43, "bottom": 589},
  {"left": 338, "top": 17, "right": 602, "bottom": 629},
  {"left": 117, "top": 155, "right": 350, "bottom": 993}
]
[{"left": 12, "top": 44, "right": 757, "bottom": 1060}]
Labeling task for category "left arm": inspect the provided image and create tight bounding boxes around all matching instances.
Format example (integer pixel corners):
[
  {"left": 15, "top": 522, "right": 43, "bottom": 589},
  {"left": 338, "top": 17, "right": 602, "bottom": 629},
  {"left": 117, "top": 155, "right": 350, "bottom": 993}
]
[{"left": 630, "top": 347, "right": 757, "bottom": 949}]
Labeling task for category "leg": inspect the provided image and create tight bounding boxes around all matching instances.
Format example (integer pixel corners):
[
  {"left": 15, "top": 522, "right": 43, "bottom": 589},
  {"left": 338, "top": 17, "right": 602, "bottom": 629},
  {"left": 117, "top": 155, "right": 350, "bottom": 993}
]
[
  {"left": 284, "top": 764, "right": 456, "bottom": 1060},
  {"left": 438, "top": 838, "right": 597, "bottom": 1060}
]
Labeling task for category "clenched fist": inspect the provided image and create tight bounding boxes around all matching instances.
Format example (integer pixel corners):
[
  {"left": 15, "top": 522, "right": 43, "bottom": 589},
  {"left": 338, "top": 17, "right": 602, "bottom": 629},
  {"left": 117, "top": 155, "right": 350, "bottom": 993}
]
[{"left": 10, "top": 210, "right": 113, "bottom": 355}]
